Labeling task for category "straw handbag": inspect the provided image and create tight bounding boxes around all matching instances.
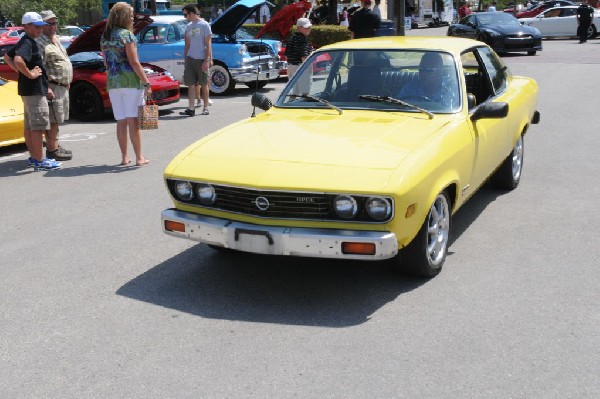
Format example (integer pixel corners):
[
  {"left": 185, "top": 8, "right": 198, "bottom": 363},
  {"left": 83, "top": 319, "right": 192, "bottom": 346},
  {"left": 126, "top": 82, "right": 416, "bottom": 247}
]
[{"left": 139, "top": 97, "right": 158, "bottom": 130}]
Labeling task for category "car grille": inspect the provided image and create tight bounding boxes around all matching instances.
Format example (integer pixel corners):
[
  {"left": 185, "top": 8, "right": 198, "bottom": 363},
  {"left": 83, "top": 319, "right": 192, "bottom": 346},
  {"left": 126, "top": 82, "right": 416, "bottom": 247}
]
[
  {"left": 152, "top": 89, "right": 178, "bottom": 101},
  {"left": 166, "top": 180, "right": 393, "bottom": 223},
  {"left": 504, "top": 35, "right": 534, "bottom": 48}
]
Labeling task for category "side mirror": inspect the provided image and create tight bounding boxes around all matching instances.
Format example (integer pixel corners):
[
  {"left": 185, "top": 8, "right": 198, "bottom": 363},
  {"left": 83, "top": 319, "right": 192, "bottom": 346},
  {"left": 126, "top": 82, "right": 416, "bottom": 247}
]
[
  {"left": 467, "top": 93, "right": 477, "bottom": 110},
  {"left": 251, "top": 93, "right": 272, "bottom": 111},
  {"left": 470, "top": 102, "right": 508, "bottom": 121}
]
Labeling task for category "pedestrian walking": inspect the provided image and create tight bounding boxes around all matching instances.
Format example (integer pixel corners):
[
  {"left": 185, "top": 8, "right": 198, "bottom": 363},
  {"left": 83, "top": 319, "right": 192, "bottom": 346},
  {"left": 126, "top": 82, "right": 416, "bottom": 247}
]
[
  {"left": 340, "top": 7, "right": 349, "bottom": 27},
  {"left": 100, "top": 2, "right": 151, "bottom": 166},
  {"left": 3, "top": 12, "right": 61, "bottom": 170},
  {"left": 487, "top": 1, "right": 497, "bottom": 12},
  {"left": 259, "top": 3, "right": 271, "bottom": 23},
  {"left": 458, "top": 1, "right": 472, "bottom": 19},
  {"left": 37, "top": 10, "right": 73, "bottom": 161},
  {"left": 348, "top": 0, "right": 381, "bottom": 39},
  {"left": 577, "top": 0, "right": 594, "bottom": 44},
  {"left": 179, "top": 4, "right": 212, "bottom": 117}
]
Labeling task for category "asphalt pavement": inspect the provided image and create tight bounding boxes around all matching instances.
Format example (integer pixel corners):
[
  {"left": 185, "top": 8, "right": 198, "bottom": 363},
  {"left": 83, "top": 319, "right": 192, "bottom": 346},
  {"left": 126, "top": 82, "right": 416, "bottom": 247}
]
[{"left": 1, "top": 31, "right": 599, "bottom": 398}]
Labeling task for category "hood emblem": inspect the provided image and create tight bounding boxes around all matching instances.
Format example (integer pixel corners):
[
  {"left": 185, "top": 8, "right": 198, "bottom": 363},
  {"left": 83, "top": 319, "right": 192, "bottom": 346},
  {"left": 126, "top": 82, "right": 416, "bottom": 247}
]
[{"left": 254, "top": 196, "right": 270, "bottom": 211}]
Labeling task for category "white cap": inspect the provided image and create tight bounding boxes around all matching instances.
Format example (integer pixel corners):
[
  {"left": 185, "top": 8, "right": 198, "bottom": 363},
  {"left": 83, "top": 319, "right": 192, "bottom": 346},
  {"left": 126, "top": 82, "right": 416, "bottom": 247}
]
[
  {"left": 22, "top": 12, "right": 48, "bottom": 26},
  {"left": 296, "top": 18, "right": 312, "bottom": 29}
]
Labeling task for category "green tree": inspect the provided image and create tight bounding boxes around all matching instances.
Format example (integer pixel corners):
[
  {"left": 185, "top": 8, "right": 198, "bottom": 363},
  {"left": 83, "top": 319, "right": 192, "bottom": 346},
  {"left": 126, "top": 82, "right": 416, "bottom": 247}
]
[{"left": 1, "top": 0, "right": 79, "bottom": 25}]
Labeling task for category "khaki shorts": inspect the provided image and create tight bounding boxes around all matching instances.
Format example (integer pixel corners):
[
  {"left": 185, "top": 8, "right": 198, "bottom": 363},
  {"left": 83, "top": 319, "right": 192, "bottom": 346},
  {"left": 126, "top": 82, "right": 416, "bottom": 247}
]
[
  {"left": 23, "top": 95, "right": 50, "bottom": 131},
  {"left": 48, "top": 82, "right": 70, "bottom": 124},
  {"left": 183, "top": 56, "right": 209, "bottom": 86}
]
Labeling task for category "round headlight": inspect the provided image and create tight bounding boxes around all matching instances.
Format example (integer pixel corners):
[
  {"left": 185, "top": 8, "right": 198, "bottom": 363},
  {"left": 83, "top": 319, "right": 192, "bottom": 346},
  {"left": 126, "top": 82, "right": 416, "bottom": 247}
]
[
  {"left": 334, "top": 195, "right": 358, "bottom": 219},
  {"left": 366, "top": 197, "right": 392, "bottom": 221},
  {"left": 175, "top": 181, "right": 193, "bottom": 201},
  {"left": 196, "top": 184, "right": 216, "bottom": 205}
]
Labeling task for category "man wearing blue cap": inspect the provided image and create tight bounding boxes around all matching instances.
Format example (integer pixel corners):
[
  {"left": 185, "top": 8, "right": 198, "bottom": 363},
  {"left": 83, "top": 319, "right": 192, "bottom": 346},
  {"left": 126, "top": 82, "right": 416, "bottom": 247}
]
[{"left": 3, "top": 12, "right": 61, "bottom": 170}]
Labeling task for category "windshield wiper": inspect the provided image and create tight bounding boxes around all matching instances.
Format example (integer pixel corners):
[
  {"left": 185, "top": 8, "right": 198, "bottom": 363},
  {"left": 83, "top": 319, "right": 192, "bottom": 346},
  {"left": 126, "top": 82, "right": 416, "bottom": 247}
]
[
  {"left": 286, "top": 93, "right": 343, "bottom": 115},
  {"left": 358, "top": 95, "right": 434, "bottom": 119}
]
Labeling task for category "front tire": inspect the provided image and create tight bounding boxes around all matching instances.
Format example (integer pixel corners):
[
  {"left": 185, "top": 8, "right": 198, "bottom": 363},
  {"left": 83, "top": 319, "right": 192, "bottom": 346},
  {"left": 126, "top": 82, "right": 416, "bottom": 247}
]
[
  {"left": 527, "top": 50, "right": 537, "bottom": 56},
  {"left": 397, "top": 191, "right": 451, "bottom": 278},
  {"left": 491, "top": 135, "right": 524, "bottom": 190},
  {"left": 70, "top": 82, "right": 103, "bottom": 121},
  {"left": 210, "top": 64, "right": 235, "bottom": 95}
]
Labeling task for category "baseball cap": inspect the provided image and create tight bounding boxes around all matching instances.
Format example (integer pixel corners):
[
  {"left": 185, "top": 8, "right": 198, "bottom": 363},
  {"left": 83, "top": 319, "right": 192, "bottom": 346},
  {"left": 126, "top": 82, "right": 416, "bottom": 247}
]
[
  {"left": 296, "top": 17, "right": 312, "bottom": 29},
  {"left": 22, "top": 12, "right": 48, "bottom": 26},
  {"left": 40, "top": 10, "right": 58, "bottom": 21}
]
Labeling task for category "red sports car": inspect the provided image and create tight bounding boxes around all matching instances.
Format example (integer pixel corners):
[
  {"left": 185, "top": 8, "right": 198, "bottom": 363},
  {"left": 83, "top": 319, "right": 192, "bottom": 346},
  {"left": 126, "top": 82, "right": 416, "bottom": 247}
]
[
  {"left": 516, "top": 0, "right": 574, "bottom": 18},
  {"left": 66, "top": 16, "right": 180, "bottom": 120}
]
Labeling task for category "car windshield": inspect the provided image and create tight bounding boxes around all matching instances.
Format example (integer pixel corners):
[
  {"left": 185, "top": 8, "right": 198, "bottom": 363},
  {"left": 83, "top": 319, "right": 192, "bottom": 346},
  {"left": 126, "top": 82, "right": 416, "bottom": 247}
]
[
  {"left": 478, "top": 12, "right": 521, "bottom": 26},
  {"left": 277, "top": 49, "right": 461, "bottom": 114},
  {"left": 70, "top": 51, "right": 103, "bottom": 64}
]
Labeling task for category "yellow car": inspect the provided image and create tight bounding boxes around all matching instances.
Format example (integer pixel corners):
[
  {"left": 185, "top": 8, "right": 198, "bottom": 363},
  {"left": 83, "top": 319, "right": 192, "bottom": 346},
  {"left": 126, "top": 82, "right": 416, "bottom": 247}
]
[
  {"left": 0, "top": 77, "right": 24, "bottom": 148},
  {"left": 161, "top": 37, "right": 540, "bottom": 277}
]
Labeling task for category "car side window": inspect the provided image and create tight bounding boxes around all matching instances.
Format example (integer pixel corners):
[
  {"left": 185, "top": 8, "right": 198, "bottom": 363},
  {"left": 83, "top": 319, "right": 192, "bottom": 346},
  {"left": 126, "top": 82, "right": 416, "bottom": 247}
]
[
  {"left": 560, "top": 8, "right": 576, "bottom": 17},
  {"left": 476, "top": 47, "right": 507, "bottom": 95}
]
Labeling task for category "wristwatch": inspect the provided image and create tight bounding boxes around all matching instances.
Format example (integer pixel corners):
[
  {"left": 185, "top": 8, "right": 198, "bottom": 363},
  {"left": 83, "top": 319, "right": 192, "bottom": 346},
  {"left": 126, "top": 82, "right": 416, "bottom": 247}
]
[{"left": 143, "top": 82, "right": 151, "bottom": 87}]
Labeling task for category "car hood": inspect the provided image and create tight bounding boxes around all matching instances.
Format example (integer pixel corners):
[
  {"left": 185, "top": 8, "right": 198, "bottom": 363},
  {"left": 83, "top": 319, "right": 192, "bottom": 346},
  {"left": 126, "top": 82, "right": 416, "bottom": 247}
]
[
  {"left": 67, "top": 15, "right": 151, "bottom": 56},
  {"left": 166, "top": 110, "right": 453, "bottom": 192},
  {"left": 211, "top": 0, "right": 266, "bottom": 37},
  {"left": 256, "top": 1, "right": 313, "bottom": 39},
  {"left": 480, "top": 23, "right": 538, "bottom": 36}
]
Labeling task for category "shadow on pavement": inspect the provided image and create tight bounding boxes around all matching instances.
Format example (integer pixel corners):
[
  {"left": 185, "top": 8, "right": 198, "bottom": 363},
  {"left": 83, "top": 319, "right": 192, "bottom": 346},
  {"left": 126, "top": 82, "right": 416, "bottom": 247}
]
[{"left": 117, "top": 246, "right": 428, "bottom": 327}]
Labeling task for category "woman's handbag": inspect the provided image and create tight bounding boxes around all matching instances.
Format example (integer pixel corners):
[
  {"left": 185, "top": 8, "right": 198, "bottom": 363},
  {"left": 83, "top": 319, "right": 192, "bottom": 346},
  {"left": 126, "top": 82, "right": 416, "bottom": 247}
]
[{"left": 138, "top": 97, "right": 158, "bottom": 130}]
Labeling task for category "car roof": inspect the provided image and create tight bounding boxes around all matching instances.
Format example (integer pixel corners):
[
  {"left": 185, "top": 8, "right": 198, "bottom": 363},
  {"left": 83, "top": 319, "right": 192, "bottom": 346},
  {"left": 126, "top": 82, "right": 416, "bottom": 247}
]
[
  {"left": 148, "top": 15, "right": 185, "bottom": 24},
  {"left": 319, "top": 36, "right": 483, "bottom": 57}
]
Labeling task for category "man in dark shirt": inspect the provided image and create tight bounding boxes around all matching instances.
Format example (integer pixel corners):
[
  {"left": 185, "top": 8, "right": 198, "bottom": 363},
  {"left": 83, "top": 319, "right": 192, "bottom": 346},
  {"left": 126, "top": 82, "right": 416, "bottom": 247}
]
[
  {"left": 285, "top": 17, "right": 313, "bottom": 79},
  {"left": 4, "top": 12, "right": 60, "bottom": 170},
  {"left": 348, "top": 0, "right": 381, "bottom": 39},
  {"left": 576, "top": 0, "right": 595, "bottom": 43}
]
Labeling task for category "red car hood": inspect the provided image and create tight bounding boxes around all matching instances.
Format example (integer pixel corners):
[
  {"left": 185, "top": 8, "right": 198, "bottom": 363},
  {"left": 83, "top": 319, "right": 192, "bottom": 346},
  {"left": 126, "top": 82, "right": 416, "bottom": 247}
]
[
  {"left": 67, "top": 15, "right": 152, "bottom": 56},
  {"left": 256, "top": 1, "right": 313, "bottom": 40}
]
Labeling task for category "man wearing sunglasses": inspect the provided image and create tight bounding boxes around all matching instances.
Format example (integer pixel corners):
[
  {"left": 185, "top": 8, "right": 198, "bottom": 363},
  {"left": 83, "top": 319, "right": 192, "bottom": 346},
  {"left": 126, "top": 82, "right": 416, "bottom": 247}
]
[{"left": 36, "top": 10, "right": 73, "bottom": 161}]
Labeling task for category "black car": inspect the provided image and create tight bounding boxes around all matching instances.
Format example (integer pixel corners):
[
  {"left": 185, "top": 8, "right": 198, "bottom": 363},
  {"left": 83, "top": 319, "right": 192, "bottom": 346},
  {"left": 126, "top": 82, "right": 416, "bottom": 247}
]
[{"left": 447, "top": 12, "right": 542, "bottom": 56}]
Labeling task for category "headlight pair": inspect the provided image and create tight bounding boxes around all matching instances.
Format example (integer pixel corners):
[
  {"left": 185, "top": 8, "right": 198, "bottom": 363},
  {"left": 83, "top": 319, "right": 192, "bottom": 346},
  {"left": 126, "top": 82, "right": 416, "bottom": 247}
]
[
  {"left": 333, "top": 195, "right": 392, "bottom": 221},
  {"left": 175, "top": 181, "right": 216, "bottom": 205}
]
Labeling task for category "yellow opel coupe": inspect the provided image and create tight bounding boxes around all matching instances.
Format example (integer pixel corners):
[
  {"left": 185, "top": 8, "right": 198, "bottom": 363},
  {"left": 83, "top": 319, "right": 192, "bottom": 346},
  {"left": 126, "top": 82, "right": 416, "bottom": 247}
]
[
  {"left": 0, "top": 77, "right": 24, "bottom": 148},
  {"left": 161, "top": 37, "right": 540, "bottom": 277}
]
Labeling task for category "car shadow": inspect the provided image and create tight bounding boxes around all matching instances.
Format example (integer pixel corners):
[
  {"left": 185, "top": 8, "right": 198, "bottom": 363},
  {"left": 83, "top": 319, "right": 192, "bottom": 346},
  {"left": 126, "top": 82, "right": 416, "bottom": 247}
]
[
  {"left": 116, "top": 246, "right": 428, "bottom": 328},
  {"left": 116, "top": 183, "right": 506, "bottom": 327}
]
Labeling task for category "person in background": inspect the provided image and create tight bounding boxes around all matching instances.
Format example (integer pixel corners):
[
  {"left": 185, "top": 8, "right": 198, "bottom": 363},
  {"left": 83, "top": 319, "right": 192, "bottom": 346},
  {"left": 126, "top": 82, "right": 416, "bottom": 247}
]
[
  {"left": 180, "top": 4, "right": 212, "bottom": 117},
  {"left": 259, "top": 3, "right": 271, "bottom": 23},
  {"left": 100, "top": 2, "right": 151, "bottom": 166},
  {"left": 372, "top": 0, "right": 382, "bottom": 19},
  {"left": 576, "top": 0, "right": 594, "bottom": 44},
  {"left": 340, "top": 7, "right": 349, "bottom": 27},
  {"left": 285, "top": 17, "right": 313, "bottom": 80},
  {"left": 348, "top": 0, "right": 380, "bottom": 39},
  {"left": 4, "top": 12, "right": 61, "bottom": 170},
  {"left": 458, "top": 1, "right": 472, "bottom": 19},
  {"left": 487, "top": 1, "right": 497, "bottom": 12},
  {"left": 37, "top": 10, "right": 73, "bottom": 162}
]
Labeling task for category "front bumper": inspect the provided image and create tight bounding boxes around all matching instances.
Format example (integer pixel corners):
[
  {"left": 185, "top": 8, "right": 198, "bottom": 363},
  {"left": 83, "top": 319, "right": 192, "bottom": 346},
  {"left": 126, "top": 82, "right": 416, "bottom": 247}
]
[
  {"left": 230, "top": 66, "right": 281, "bottom": 83},
  {"left": 162, "top": 209, "right": 398, "bottom": 260}
]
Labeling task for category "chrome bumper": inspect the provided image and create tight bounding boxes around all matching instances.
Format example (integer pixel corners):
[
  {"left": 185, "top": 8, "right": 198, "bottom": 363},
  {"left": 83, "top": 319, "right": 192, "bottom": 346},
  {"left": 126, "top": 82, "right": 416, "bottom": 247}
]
[
  {"left": 230, "top": 67, "right": 281, "bottom": 83},
  {"left": 162, "top": 209, "right": 398, "bottom": 260}
]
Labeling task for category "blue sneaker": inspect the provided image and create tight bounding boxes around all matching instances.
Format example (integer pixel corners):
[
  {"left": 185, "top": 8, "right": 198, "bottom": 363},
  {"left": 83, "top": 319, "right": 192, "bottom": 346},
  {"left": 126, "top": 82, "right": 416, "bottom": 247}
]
[
  {"left": 31, "top": 158, "right": 62, "bottom": 171},
  {"left": 27, "top": 157, "right": 35, "bottom": 168}
]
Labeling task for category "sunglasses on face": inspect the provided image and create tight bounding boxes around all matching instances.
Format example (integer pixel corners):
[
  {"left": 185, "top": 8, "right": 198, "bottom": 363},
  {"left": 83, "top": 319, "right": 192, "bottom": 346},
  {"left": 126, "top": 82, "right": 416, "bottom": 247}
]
[{"left": 46, "top": 22, "right": 58, "bottom": 26}]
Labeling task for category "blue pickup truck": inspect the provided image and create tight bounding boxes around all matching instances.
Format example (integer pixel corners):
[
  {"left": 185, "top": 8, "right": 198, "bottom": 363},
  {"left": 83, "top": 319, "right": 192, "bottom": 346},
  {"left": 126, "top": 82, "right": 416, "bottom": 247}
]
[{"left": 136, "top": 0, "right": 285, "bottom": 95}]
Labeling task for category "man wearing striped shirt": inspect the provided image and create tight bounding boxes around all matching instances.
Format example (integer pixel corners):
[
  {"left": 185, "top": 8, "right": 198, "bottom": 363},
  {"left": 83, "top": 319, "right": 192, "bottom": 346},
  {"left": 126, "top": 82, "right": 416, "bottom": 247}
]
[{"left": 37, "top": 10, "right": 73, "bottom": 161}]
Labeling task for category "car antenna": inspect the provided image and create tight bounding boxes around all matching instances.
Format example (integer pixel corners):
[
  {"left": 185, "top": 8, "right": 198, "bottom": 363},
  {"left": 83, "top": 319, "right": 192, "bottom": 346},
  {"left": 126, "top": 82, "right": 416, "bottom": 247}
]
[{"left": 251, "top": 34, "right": 265, "bottom": 118}]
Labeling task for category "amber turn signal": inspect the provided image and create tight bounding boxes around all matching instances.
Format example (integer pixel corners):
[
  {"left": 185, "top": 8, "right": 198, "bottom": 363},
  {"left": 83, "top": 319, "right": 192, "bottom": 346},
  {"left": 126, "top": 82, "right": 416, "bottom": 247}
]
[
  {"left": 341, "top": 242, "right": 376, "bottom": 255},
  {"left": 164, "top": 220, "right": 186, "bottom": 233}
]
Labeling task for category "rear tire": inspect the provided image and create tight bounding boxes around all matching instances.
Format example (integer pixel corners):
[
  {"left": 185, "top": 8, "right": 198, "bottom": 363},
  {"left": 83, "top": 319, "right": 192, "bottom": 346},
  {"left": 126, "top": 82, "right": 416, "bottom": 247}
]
[
  {"left": 491, "top": 135, "right": 524, "bottom": 190},
  {"left": 210, "top": 64, "right": 235, "bottom": 95},
  {"left": 587, "top": 25, "right": 597, "bottom": 39},
  {"left": 397, "top": 191, "right": 451, "bottom": 278}
]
